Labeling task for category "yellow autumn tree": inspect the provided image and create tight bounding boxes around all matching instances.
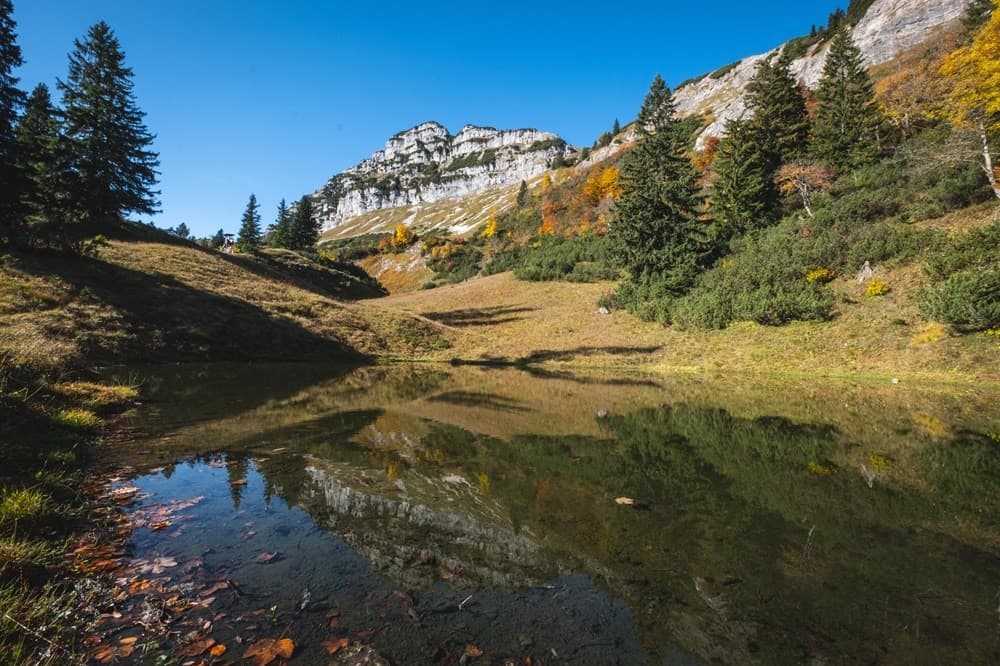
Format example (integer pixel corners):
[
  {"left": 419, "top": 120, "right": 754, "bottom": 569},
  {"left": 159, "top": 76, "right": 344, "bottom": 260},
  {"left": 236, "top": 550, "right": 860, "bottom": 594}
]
[
  {"left": 481, "top": 213, "right": 497, "bottom": 239},
  {"left": 580, "top": 167, "right": 622, "bottom": 206},
  {"left": 540, "top": 172, "right": 552, "bottom": 192},
  {"left": 392, "top": 223, "right": 414, "bottom": 248},
  {"left": 940, "top": 1, "right": 1000, "bottom": 199}
]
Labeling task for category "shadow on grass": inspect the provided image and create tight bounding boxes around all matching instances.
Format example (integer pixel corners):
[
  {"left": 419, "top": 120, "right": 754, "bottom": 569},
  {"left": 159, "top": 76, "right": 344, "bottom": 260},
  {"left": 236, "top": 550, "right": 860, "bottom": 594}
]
[
  {"left": 424, "top": 305, "right": 536, "bottom": 327},
  {"left": 13, "top": 249, "right": 367, "bottom": 364}
]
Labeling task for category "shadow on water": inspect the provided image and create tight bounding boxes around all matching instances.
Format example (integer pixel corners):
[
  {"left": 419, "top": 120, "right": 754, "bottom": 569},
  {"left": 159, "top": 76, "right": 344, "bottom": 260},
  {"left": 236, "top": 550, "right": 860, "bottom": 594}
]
[{"left": 110, "top": 364, "right": 1000, "bottom": 664}]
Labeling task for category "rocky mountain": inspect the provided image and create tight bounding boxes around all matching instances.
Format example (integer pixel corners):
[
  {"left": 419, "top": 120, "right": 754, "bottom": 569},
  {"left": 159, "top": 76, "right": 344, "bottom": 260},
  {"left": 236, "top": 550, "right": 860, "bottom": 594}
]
[
  {"left": 674, "top": 0, "right": 971, "bottom": 147},
  {"left": 312, "top": 121, "right": 571, "bottom": 235},
  {"left": 312, "top": 0, "right": 971, "bottom": 239}
]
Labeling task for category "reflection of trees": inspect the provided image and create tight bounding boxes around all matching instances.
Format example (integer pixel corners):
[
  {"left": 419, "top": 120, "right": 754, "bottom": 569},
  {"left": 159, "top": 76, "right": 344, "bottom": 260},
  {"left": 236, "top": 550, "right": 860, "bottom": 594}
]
[
  {"left": 226, "top": 456, "right": 250, "bottom": 509},
  {"left": 242, "top": 397, "right": 999, "bottom": 665}
]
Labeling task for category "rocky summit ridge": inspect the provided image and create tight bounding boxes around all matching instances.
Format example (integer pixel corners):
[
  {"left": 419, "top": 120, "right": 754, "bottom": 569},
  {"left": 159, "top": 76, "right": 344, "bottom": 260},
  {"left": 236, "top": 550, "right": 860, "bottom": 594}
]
[{"left": 312, "top": 121, "right": 570, "bottom": 234}]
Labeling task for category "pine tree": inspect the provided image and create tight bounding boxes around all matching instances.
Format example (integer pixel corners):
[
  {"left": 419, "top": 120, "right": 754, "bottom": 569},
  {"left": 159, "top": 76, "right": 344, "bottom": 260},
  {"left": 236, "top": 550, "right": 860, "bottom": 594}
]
[
  {"left": 16, "top": 84, "right": 69, "bottom": 239},
  {"left": 710, "top": 118, "right": 780, "bottom": 237},
  {"left": 811, "top": 29, "right": 884, "bottom": 171},
  {"left": 289, "top": 196, "right": 318, "bottom": 250},
  {"left": 516, "top": 180, "right": 529, "bottom": 207},
  {"left": 961, "top": 0, "right": 994, "bottom": 40},
  {"left": 211, "top": 228, "right": 225, "bottom": 249},
  {"left": 611, "top": 76, "right": 706, "bottom": 295},
  {"left": 59, "top": 21, "right": 159, "bottom": 224},
  {"left": 745, "top": 48, "right": 810, "bottom": 166},
  {"left": 0, "top": 0, "right": 25, "bottom": 240},
  {"left": 635, "top": 74, "right": 673, "bottom": 135},
  {"left": 269, "top": 198, "right": 291, "bottom": 247},
  {"left": 612, "top": 118, "right": 621, "bottom": 135},
  {"left": 237, "top": 193, "right": 261, "bottom": 251}
]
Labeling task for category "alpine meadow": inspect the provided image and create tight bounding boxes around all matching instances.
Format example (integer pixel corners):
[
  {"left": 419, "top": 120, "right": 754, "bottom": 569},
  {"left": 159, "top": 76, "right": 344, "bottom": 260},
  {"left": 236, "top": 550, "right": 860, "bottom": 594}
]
[{"left": 1, "top": 0, "right": 998, "bottom": 664}]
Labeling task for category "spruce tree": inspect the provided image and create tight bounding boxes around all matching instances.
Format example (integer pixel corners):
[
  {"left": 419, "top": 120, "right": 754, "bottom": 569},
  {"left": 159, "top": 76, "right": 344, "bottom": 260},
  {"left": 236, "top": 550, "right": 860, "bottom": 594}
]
[
  {"left": 237, "top": 193, "right": 261, "bottom": 251},
  {"left": 211, "top": 228, "right": 225, "bottom": 249},
  {"left": 516, "top": 180, "right": 529, "bottom": 207},
  {"left": 59, "top": 21, "right": 159, "bottom": 224},
  {"left": 961, "top": 0, "right": 994, "bottom": 40},
  {"left": 269, "top": 198, "right": 291, "bottom": 247},
  {"left": 16, "top": 84, "right": 68, "bottom": 240},
  {"left": 611, "top": 76, "right": 706, "bottom": 295},
  {"left": 290, "top": 196, "right": 318, "bottom": 250},
  {"left": 0, "top": 0, "right": 25, "bottom": 239},
  {"left": 612, "top": 118, "right": 621, "bottom": 135},
  {"left": 710, "top": 118, "right": 779, "bottom": 237},
  {"left": 745, "top": 48, "right": 810, "bottom": 166},
  {"left": 811, "top": 29, "right": 884, "bottom": 171}
]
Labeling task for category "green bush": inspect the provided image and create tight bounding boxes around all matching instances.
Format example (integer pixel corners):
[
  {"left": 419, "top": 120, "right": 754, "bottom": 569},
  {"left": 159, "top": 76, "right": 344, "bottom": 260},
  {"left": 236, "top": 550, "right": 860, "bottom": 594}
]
[
  {"left": 918, "top": 221, "right": 1000, "bottom": 331},
  {"left": 919, "top": 268, "right": 1000, "bottom": 331},
  {"left": 511, "top": 235, "right": 616, "bottom": 283}
]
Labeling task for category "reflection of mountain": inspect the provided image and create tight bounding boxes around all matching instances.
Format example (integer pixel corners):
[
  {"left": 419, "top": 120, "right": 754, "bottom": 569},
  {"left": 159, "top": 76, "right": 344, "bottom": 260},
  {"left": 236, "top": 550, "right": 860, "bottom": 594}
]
[{"left": 299, "top": 461, "right": 557, "bottom": 589}]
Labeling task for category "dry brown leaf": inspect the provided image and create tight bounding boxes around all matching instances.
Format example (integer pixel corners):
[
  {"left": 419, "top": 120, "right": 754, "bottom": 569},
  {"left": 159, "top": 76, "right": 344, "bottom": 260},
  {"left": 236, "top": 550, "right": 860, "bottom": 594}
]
[
  {"left": 243, "top": 637, "right": 295, "bottom": 666},
  {"left": 229, "top": 478, "right": 247, "bottom": 486},
  {"left": 175, "top": 636, "right": 216, "bottom": 657},
  {"left": 255, "top": 551, "right": 279, "bottom": 564},
  {"left": 322, "top": 638, "right": 349, "bottom": 655},
  {"left": 464, "top": 644, "right": 484, "bottom": 658},
  {"left": 209, "top": 643, "right": 227, "bottom": 657},
  {"left": 119, "top": 636, "right": 138, "bottom": 646},
  {"left": 149, "top": 520, "right": 172, "bottom": 531},
  {"left": 200, "top": 581, "right": 229, "bottom": 596},
  {"left": 614, "top": 497, "right": 635, "bottom": 505}
]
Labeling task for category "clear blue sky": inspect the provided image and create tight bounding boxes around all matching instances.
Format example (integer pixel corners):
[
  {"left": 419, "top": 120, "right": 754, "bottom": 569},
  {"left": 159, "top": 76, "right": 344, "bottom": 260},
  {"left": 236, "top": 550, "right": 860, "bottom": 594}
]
[{"left": 13, "top": 1, "right": 839, "bottom": 237}]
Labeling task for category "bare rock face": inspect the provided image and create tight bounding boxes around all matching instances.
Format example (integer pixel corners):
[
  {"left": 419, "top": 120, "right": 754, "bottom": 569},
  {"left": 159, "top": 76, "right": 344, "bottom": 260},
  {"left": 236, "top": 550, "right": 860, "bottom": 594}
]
[
  {"left": 674, "top": 0, "right": 972, "bottom": 146},
  {"left": 313, "top": 121, "right": 570, "bottom": 233}
]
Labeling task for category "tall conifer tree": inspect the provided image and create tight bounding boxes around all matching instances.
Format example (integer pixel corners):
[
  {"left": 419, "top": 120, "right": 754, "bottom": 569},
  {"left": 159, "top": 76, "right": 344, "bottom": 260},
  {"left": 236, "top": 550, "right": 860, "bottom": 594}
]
[
  {"left": 0, "top": 0, "right": 25, "bottom": 238},
  {"left": 745, "top": 48, "right": 810, "bottom": 166},
  {"left": 290, "top": 196, "right": 318, "bottom": 250},
  {"left": 611, "top": 75, "right": 706, "bottom": 295},
  {"left": 59, "top": 21, "right": 159, "bottom": 223},
  {"left": 16, "top": 84, "right": 68, "bottom": 237},
  {"left": 269, "top": 197, "right": 291, "bottom": 247},
  {"left": 237, "top": 193, "right": 261, "bottom": 251},
  {"left": 711, "top": 118, "right": 780, "bottom": 237},
  {"left": 811, "top": 29, "right": 884, "bottom": 171}
]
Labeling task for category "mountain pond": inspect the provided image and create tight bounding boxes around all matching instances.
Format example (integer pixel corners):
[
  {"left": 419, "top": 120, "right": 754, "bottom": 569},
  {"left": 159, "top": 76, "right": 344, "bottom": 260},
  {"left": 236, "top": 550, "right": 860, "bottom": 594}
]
[{"left": 99, "top": 362, "right": 1000, "bottom": 664}]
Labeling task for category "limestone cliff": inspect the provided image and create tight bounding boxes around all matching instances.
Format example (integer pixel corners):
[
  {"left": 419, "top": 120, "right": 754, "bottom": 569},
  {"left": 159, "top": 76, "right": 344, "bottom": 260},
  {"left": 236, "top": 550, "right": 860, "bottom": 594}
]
[
  {"left": 312, "top": 121, "right": 571, "bottom": 234},
  {"left": 674, "top": 0, "right": 972, "bottom": 146}
]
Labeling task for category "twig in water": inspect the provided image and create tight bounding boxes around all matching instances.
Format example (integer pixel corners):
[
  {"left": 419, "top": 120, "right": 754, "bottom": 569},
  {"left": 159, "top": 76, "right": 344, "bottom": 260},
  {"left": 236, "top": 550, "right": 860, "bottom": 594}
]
[
  {"left": 458, "top": 594, "right": 473, "bottom": 611},
  {"left": 2, "top": 612, "right": 72, "bottom": 657}
]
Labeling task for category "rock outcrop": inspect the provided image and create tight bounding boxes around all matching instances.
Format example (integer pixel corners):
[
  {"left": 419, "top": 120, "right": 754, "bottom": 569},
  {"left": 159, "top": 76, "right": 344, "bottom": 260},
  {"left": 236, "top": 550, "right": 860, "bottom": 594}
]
[
  {"left": 312, "top": 121, "right": 570, "bottom": 233},
  {"left": 674, "top": 0, "right": 971, "bottom": 146}
]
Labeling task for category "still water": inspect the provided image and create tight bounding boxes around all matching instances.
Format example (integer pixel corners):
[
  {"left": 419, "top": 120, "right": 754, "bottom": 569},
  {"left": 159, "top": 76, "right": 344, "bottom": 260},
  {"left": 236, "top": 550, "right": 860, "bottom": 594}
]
[{"left": 107, "top": 363, "right": 999, "bottom": 664}]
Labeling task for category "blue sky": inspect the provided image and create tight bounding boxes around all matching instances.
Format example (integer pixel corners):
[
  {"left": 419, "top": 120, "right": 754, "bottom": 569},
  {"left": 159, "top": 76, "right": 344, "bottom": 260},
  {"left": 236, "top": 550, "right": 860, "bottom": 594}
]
[{"left": 13, "top": 1, "right": 839, "bottom": 237}]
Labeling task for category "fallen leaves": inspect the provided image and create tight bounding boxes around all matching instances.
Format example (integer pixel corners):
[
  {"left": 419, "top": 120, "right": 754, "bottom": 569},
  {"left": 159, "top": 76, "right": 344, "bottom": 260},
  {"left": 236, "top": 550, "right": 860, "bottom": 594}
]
[
  {"left": 243, "top": 637, "right": 295, "bottom": 666},
  {"left": 92, "top": 642, "right": 134, "bottom": 663},
  {"left": 322, "top": 637, "right": 350, "bottom": 654},
  {"left": 134, "top": 556, "right": 178, "bottom": 575},
  {"left": 464, "top": 643, "right": 484, "bottom": 658},
  {"left": 614, "top": 497, "right": 635, "bottom": 505},
  {"left": 255, "top": 551, "right": 280, "bottom": 564},
  {"left": 175, "top": 636, "right": 216, "bottom": 657}
]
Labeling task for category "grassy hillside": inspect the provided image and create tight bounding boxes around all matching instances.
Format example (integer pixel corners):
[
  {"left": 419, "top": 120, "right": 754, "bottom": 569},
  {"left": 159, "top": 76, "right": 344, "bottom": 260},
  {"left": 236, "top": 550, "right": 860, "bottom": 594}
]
[{"left": 0, "top": 220, "right": 445, "bottom": 373}]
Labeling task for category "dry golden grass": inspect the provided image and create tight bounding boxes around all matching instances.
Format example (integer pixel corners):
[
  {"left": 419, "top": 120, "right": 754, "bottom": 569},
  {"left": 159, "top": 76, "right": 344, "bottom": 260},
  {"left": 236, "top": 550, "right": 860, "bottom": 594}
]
[
  {"left": 0, "top": 235, "right": 446, "bottom": 373},
  {"left": 373, "top": 271, "right": 999, "bottom": 385}
]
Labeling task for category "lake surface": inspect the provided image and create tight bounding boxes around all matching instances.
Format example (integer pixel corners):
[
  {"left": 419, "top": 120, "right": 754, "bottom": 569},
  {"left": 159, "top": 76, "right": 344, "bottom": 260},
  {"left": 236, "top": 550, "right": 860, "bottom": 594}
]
[{"left": 105, "top": 363, "right": 1000, "bottom": 664}]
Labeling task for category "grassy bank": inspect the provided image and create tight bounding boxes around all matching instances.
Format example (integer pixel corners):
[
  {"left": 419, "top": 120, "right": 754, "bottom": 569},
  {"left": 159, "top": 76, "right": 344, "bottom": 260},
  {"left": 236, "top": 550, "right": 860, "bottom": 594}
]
[{"left": 0, "top": 221, "right": 450, "bottom": 662}]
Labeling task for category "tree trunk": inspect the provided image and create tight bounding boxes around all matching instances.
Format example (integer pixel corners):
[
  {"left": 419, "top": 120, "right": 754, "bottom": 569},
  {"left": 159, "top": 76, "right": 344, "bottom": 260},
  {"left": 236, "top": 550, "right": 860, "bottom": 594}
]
[{"left": 979, "top": 118, "right": 1000, "bottom": 200}]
